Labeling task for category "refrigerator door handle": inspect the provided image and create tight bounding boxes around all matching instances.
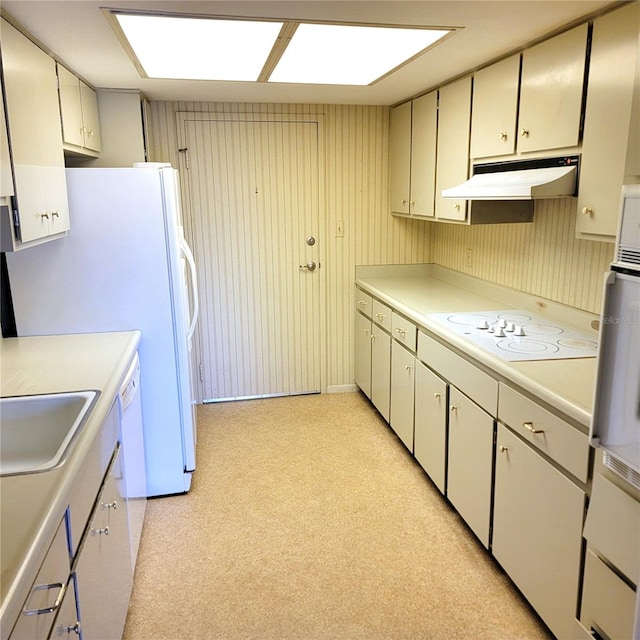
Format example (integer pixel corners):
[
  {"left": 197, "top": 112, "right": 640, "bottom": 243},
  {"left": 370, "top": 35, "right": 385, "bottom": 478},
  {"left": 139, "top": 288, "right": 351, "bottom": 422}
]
[{"left": 180, "top": 236, "right": 199, "bottom": 344}]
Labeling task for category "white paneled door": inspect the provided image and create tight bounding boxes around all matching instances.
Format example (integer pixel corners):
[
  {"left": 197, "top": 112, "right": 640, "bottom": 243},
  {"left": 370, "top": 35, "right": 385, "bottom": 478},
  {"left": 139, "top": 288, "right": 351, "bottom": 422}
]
[{"left": 180, "top": 115, "right": 322, "bottom": 401}]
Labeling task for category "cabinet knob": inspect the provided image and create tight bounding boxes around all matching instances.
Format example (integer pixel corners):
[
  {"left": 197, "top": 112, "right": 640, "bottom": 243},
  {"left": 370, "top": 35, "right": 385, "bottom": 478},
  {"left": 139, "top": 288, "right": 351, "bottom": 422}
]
[
  {"left": 62, "top": 621, "right": 81, "bottom": 636},
  {"left": 404, "top": 365, "right": 412, "bottom": 372},
  {"left": 410, "top": 200, "right": 415, "bottom": 206},
  {"left": 499, "top": 132, "right": 508, "bottom": 140},
  {"left": 499, "top": 445, "right": 509, "bottom": 454},
  {"left": 40, "top": 213, "right": 49, "bottom": 220},
  {"left": 450, "top": 405, "right": 458, "bottom": 412},
  {"left": 520, "top": 128, "right": 530, "bottom": 137},
  {"left": 400, "top": 199, "right": 407, "bottom": 205},
  {"left": 523, "top": 421, "right": 544, "bottom": 434},
  {"left": 454, "top": 204, "right": 461, "bottom": 211},
  {"left": 433, "top": 393, "right": 441, "bottom": 399},
  {"left": 90, "top": 526, "right": 110, "bottom": 536},
  {"left": 581, "top": 206, "right": 593, "bottom": 216},
  {"left": 51, "top": 210, "right": 59, "bottom": 218},
  {"left": 101, "top": 500, "right": 118, "bottom": 510}
]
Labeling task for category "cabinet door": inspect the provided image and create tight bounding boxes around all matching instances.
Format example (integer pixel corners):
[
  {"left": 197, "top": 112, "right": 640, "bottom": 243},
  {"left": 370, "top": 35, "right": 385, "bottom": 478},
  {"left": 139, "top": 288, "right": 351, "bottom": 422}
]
[
  {"left": 50, "top": 575, "right": 81, "bottom": 639},
  {"left": 414, "top": 360, "right": 447, "bottom": 493},
  {"left": 370, "top": 327, "right": 391, "bottom": 422},
  {"left": 354, "top": 311, "right": 372, "bottom": 398},
  {"left": 8, "top": 519, "right": 69, "bottom": 640},
  {"left": 576, "top": 2, "right": 640, "bottom": 239},
  {"left": 75, "top": 446, "right": 132, "bottom": 640},
  {"left": 410, "top": 91, "right": 437, "bottom": 217},
  {"left": 389, "top": 102, "right": 412, "bottom": 215},
  {"left": 518, "top": 24, "right": 587, "bottom": 153},
  {"left": 471, "top": 55, "right": 520, "bottom": 159},
  {"left": 42, "top": 166, "right": 70, "bottom": 235},
  {"left": 390, "top": 340, "right": 415, "bottom": 451},
  {"left": 447, "top": 387, "right": 494, "bottom": 547},
  {"left": 0, "top": 77, "right": 14, "bottom": 199},
  {"left": 435, "top": 77, "right": 471, "bottom": 221},
  {"left": 58, "top": 65, "right": 85, "bottom": 148},
  {"left": 79, "top": 80, "right": 101, "bottom": 152},
  {"left": 493, "top": 424, "right": 585, "bottom": 640}
]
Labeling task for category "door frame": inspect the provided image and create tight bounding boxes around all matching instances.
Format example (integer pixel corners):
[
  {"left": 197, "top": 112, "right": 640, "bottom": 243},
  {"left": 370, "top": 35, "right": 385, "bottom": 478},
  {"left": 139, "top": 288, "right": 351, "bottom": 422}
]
[{"left": 175, "top": 110, "right": 328, "bottom": 402}]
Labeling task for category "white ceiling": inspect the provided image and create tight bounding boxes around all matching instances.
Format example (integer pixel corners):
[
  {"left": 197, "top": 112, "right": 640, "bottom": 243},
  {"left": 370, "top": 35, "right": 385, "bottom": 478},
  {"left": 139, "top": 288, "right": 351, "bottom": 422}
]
[{"left": 1, "top": 0, "right": 618, "bottom": 105}]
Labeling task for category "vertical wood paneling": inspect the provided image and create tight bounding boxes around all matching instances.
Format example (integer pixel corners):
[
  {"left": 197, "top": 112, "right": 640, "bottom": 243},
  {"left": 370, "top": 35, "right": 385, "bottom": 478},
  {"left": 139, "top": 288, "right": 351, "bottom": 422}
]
[
  {"left": 147, "top": 100, "right": 611, "bottom": 396},
  {"left": 431, "top": 199, "right": 614, "bottom": 313}
]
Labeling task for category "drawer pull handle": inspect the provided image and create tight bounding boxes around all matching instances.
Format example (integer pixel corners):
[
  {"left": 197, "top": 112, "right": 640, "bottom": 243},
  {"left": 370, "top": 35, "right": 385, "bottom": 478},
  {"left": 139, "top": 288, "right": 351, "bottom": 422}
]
[
  {"left": 499, "top": 445, "right": 509, "bottom": 454},
  {"left": 375, "top": 313, "right": 386, "bottom": 319},
  {"left": 523, "top": 421, "right": 544, "bottom": 434},
  {"left": 395, "top": 328, "right": 407, "bottom": 335},
  {"left": 101, "top": 500, "right": 118, "bottom": 510},
  {"left": 23, "top": 582, "right": 66, "bottom": 616},
  {"left": 357, "top": 300, "right": 369, "bottom": 307}
]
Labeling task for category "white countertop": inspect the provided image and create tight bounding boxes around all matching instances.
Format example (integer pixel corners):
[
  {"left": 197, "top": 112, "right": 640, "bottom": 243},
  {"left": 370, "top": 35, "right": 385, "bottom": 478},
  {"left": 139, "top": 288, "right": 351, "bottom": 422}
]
[
  {"left": 0, "top": 331, "right": 141, "bottom": 633},
  {"left": 355, "top": 264, "right": 599, "bottom": 428}
]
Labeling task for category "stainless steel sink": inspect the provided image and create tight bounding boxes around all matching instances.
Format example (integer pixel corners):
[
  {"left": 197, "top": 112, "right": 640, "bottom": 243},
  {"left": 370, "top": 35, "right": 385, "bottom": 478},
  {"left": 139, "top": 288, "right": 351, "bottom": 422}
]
[{"left": 0, "top": 391, "right": 98, "bottom": 476}]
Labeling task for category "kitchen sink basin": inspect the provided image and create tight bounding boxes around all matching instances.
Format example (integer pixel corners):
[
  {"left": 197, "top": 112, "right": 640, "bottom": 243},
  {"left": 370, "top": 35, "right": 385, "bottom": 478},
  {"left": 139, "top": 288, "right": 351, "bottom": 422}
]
[{"left": 0, "top": 391, "right": 98, "bottom": 476}]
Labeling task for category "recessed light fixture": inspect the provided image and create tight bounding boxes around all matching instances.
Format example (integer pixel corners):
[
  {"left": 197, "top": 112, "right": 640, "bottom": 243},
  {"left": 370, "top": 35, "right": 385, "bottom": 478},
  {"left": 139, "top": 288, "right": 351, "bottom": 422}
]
[{"left": 107, "top": 11, "right": 455, "bottom": 86}]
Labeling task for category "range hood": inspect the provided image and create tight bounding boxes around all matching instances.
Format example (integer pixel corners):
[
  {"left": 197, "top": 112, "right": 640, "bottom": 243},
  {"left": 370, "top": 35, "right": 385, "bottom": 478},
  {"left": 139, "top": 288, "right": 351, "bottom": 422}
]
[{"left": 443, "top": 155, "right": 579, "bottom": 201}]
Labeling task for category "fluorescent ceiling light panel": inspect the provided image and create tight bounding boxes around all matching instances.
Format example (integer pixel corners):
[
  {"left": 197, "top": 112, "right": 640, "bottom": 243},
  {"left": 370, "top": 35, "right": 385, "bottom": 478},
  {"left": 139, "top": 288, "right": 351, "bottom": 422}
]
[
  {"left": 268, "top": 24, "right": 451, "bottom": 85},
  {"left": 114, "top": 14, "right": 283, "bottom": 81}
]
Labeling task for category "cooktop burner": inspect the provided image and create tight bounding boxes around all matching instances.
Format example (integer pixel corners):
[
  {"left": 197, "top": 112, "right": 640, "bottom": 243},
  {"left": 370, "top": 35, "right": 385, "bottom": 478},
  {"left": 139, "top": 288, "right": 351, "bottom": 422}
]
[{"left": 428, "top": 310, "right": 598, "bottom": 362}]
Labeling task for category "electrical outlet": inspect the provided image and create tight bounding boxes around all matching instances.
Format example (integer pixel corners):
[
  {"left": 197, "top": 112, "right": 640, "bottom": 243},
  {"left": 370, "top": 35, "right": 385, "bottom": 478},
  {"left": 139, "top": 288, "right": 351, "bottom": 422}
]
[
  {"left": 336, "top": 221, "right": 345, "bottom": 238},
  {"left": 465, "top": 248, "right": 472, "bottom": 269}
]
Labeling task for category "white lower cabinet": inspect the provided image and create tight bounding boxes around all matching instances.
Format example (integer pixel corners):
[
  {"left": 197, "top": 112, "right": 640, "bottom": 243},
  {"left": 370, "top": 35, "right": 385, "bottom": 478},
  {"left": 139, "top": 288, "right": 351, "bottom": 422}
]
[
  {"left": 75, "top": 445, "right": 132, "bottom": 640},
  {"left": 413, "top": 361, "right": 447, "bottom": 494},
  {"left": 390, "top": 340, "right": 415, "bottom": 451},
  {"left": 354, "top": 311, "right": 372, "bottom": 398},
  {"left": 493, "top": 423, "right": 585, "bottom": 640},
  {"left": 8, "top": 519, "right": 70, "bottom": 640},
  {"left": 447, "top": 388, "right": 495, "bottom": 548},
  {"left": 50, "top": 575, "right": 80, "bottom": 638},
  {"left": 370, "top": 324, "right": 391, "bottom": 422}
]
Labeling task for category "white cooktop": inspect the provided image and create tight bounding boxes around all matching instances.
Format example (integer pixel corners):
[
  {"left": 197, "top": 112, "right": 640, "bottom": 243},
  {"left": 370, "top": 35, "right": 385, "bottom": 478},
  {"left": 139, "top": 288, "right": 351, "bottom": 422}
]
[{"left": 428, "top": 310, "right": 599, "bottom": 362}]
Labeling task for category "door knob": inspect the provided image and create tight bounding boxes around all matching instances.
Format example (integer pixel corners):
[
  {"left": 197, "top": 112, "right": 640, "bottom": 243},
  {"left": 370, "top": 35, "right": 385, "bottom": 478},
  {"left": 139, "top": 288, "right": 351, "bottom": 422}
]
[{"left": 299, "top": 261, "right": 317, "bottom": 271}]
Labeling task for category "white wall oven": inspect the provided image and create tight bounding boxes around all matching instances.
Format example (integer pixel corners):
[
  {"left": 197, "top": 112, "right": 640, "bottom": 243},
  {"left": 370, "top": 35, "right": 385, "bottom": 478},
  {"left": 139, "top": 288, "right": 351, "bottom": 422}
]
[{"left": 585, "top": 185, "right": 640, "bottom": 640}]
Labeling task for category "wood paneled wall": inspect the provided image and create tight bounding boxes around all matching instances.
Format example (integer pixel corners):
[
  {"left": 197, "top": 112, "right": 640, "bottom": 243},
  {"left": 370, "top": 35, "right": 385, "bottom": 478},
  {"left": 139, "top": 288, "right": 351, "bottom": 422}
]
[{"left": 147, "top": 101, "right": 613, "bottom": 391}]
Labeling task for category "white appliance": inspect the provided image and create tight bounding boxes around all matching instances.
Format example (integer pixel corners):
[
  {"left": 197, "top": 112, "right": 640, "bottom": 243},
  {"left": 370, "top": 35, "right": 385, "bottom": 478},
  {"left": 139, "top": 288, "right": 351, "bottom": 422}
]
[
  {"left": 591, "top": 184, "right": 640, "bottom": 484},
  {"left": 5, "top": 164, "right": 199, "bottom": 497},
  {"left": 588, "top": 184, "right": 640, "bottom": 640},
  {"left": 118, "top": 351, "right": 146, "bottom": 568},
  {"left": 427, "top": 309, "right": 598, "bottom": 362}
]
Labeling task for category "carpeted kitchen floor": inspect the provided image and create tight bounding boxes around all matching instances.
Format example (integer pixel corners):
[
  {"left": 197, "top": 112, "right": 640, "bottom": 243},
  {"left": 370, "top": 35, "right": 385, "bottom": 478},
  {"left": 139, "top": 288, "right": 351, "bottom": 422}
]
[{"left": 122, "top": 392, "right": 552, "bottom": 640}]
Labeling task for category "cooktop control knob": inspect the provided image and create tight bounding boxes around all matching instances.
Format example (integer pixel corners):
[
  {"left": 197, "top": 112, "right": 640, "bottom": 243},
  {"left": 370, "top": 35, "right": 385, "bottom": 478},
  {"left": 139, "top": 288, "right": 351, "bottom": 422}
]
[
  {"left": 506, "top": 322, "right": 516, "bottom": 332},
  {"left": 514, "top": 326, "right": 526, "bottom": 336},
  {"left": 477, "top": 320, "right": 489, "bottom": 330},
  {"left": 494, "top": 327, "right": 506, "bottom": 337},
  {"left": 497, "top": 319, "right": 508, "bottom": 329}
]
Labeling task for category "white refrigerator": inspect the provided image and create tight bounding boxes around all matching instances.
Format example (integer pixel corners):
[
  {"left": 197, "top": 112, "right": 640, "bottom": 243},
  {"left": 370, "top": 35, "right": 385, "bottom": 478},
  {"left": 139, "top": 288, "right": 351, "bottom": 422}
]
[{"left": 6, "top": 164, "right": 199, "bottom": 497}]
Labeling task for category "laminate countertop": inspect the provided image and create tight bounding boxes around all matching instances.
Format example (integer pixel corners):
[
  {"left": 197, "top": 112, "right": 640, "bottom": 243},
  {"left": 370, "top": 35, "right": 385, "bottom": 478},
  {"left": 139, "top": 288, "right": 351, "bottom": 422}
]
[
  {"left": 355, "top": 264, "right": 600, "bottom": 430},
  {"left": 0, "top": 331, "right": 141, "bottom": 635}
]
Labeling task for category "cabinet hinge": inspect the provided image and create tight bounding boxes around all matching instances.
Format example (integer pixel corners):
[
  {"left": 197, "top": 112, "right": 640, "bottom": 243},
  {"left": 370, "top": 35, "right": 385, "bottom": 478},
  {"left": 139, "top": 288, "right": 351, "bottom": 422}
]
[{"left": 199, "top": 362, "right": 204, "bottom": 382}]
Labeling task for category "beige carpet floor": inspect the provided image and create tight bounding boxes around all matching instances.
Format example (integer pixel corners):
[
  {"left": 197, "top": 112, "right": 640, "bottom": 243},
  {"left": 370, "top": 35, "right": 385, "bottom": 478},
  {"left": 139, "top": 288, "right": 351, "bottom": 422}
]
[{"left": 122, "top": 392, "right": 552, "bottom": 640}]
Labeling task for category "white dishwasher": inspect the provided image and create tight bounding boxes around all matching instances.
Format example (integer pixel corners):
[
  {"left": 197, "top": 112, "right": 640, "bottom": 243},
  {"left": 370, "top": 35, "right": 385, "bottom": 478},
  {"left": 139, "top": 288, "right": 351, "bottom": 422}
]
[{"left": 119, "top": 352, "right": 146, "bottom": 573}]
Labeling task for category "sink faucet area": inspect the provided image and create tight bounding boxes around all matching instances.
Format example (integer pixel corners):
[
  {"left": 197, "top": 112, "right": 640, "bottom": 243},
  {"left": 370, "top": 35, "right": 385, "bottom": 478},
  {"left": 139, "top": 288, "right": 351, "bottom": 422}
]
[{"left": 0, "top": 390, "right": 98, "bottom": 475}]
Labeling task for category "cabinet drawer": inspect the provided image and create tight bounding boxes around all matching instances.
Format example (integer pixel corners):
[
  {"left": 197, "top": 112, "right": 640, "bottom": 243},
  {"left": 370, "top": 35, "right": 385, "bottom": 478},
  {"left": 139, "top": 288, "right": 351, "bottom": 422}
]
[
  {"left": 372, "top": 299, "right": 392, "bottom": 332},
  {"left": 354, "top": 289, "right": 373, "bottom": 319},
  {"left": 391, "top": 312, "right": 417, "bottom": 352},
  {"left": 418, "top": 331, "right": 498, "bottom": 416},
  {"left": 580, "top": 549, "right": 636, "bottom": 640},
  {"left": 498, "top": 384, "right": 589, "bottom": 482}
]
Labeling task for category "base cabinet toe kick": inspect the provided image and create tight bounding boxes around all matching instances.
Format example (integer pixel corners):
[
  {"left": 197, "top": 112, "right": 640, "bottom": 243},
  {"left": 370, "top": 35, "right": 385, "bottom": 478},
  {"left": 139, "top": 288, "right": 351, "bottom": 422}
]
[{"left": 353, "top": 284, "right": 625, "bottom": 640}]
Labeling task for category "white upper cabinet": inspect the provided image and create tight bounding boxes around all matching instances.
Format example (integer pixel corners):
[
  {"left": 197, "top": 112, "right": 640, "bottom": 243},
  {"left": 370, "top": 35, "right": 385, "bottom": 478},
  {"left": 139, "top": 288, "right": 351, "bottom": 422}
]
[
  {"left": 389, "top": 101, "right": 412, "bottom": 215},
  {"left": 409, "top": 91, "right": 438, "bottom": 218},
  {"left": 435, "top": 76, "right": 472, "bottom": 221},
  {"left": 518, "top": 24, "right": 588, "bottom": 153},
  {"left": 58, "top": 63, "right": 101, "bottom": 155},
  {"left": 389, "top": 91, "right": 438, "bottom": 218},
  {"left": 576, "top": 2, "right": 640, "bottom": 240},
  {"left": 471, "top": 54, "right": 520, "bottom": 159},
  {"left": 1, "top": 18, "right": 69, "bottom": 250}
]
